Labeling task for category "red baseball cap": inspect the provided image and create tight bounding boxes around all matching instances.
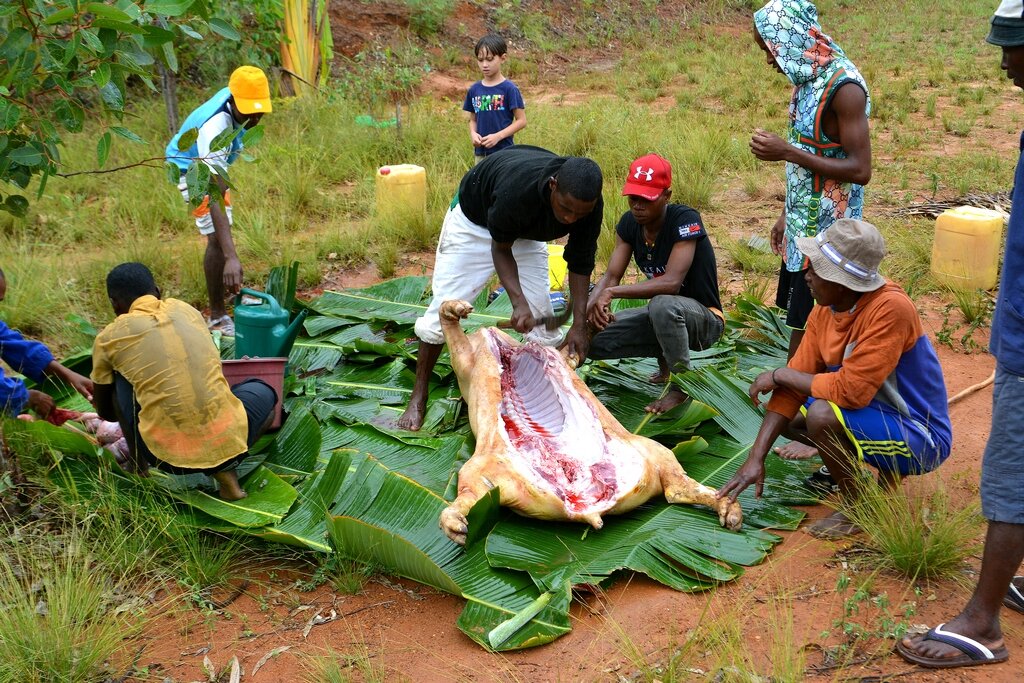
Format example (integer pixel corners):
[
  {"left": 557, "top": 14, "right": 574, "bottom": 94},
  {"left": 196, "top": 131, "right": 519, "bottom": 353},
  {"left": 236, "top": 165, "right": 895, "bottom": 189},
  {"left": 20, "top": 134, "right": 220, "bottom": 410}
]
[{"left": 621, "top": 153, "right": 672, "bottom": 200}]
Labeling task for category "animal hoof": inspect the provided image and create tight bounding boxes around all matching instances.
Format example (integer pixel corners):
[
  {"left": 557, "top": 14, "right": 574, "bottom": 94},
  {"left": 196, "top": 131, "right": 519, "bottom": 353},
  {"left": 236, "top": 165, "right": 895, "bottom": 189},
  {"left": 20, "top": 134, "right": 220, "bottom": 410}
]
[
  {"left": 439, "top": 508, "right": 469, "bottom": 545},
  {"left": 720, "top": 500, "right": 743, "bottom": 530},
  {"left": 440, "top": 300, "right": 474, "bottom": 321}
]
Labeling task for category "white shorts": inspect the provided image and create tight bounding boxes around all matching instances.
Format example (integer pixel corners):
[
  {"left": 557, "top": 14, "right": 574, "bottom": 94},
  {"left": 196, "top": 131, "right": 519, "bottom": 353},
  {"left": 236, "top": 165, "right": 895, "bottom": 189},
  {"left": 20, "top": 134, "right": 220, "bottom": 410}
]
[
  {"left": 178, "top": 178, "right": 232, "bottom": 236},
  {"left": 414, "top": 203, "right": 561, "bottom": 346}
]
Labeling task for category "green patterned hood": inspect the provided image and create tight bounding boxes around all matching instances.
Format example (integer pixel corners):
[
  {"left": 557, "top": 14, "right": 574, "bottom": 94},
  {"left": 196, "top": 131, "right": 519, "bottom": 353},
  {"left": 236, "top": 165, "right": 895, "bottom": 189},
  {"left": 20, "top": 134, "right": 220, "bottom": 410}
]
[{"left": 754, "top": 0, "right": 846, "bottom": 87}]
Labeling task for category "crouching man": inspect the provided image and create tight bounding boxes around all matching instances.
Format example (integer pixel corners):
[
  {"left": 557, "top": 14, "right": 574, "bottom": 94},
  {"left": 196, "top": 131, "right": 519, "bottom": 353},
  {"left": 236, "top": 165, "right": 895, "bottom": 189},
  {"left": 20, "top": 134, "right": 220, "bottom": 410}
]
[
  {"left": 90, "top": 263, "right": 276, "bottom": 500},
  {"left": 717, "top": 219, "right": 952, "bottom": 538}
]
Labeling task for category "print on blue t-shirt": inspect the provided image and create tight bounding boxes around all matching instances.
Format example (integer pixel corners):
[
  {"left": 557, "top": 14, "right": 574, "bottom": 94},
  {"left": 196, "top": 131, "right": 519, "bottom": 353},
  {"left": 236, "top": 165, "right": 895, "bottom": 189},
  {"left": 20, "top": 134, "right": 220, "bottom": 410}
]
[{"left": 463, "top": 79, "right": 525, "bottom": 157}]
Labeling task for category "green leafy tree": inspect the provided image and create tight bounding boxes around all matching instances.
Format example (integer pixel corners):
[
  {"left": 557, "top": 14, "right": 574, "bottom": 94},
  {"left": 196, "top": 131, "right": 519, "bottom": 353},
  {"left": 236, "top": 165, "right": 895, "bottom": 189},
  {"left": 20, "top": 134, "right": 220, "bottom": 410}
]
[{"left": 0, "top": 0, "right": 257, "bottom": 217}]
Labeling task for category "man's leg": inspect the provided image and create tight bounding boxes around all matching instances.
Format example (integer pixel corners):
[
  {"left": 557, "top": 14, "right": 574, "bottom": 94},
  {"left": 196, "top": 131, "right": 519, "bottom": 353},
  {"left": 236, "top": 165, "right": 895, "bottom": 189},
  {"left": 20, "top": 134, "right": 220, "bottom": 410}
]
[
  {"left": 213, "top": 378, "right": 278, "bottom": 501},
  {"left": 899, "top": 366, "right": 1024, "bottom": 665},
  {"left": 112, "top": 374, "right": 152, "bottom": 476},
  {"left": 398, "top": 205, "right": 495, "bottom": 431},
  {"left": 646, "top": 296, "right": 724, "bottom": 414},
  {"left": 398, "top": 341, "right": 443, "bottom": 431},
  {"left": 588, "top": 304, "right": 684, "bottom": 414},
  {"left": 801, "top": 398, "right": 866, "bottom": 537},
  {"left": 205, "top": 234, "right": 227, "bottom": 321}
]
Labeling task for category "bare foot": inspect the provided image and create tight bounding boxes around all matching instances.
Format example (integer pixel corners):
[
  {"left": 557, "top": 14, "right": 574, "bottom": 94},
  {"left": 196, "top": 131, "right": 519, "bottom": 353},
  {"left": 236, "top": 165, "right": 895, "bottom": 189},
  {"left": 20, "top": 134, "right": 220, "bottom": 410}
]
[
  {"left": 213, "top": 470, "right": 248, "bottom": 501},
  {"left": 648, "top": 357, "right": 671, "bottom": 384},
  {"left": 645, "top": 388, "right": 689, "bottom": 414},
  {"left": 806, "top": 510, "right": 861, "bottom": 539},
  {"left": 397, "top": 399, "right": 425, "bottom": 431},
  {"left": 773, "top": 441, "right": 819, "bottom": 460}
]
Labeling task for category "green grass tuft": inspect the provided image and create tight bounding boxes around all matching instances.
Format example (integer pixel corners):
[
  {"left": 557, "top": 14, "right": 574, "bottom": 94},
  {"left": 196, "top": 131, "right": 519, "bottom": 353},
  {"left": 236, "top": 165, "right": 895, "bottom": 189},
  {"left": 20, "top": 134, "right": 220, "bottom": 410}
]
[{"left": 839, "top": 480, "right": 982, "bottom": 583}]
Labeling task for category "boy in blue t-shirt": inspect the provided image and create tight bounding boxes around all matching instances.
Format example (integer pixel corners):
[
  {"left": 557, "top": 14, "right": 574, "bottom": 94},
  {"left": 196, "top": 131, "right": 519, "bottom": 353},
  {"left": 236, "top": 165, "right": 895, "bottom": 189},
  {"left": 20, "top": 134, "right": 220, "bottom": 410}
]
[{"left": 462, "top": 34, "right": 526, "bottom": 161}]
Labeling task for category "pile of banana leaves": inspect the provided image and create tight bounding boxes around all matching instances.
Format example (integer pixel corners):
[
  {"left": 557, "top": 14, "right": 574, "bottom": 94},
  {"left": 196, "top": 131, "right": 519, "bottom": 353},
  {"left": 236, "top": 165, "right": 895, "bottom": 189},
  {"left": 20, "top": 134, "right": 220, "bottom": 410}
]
[{"left": 5, "top": 277, "right": 817, "bottom": 651}]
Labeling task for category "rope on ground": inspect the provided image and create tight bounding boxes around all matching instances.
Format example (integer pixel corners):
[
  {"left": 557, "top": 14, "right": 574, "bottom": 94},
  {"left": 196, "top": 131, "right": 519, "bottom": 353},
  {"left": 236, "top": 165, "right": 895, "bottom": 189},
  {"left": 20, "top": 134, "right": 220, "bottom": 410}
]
[{"left": 948, "top": 370, "right": 996, "bottom": 405}]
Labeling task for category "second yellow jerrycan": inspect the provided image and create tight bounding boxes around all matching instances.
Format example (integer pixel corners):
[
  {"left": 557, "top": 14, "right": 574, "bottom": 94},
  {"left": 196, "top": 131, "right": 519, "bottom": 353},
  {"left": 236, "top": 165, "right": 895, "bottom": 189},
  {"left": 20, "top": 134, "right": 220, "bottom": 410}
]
[
  {"left": 375, "top": 164, "right": 427, "bottom": 225},
  {"left": 930, "top": 206, "right": 1005, "bottom": 290}
]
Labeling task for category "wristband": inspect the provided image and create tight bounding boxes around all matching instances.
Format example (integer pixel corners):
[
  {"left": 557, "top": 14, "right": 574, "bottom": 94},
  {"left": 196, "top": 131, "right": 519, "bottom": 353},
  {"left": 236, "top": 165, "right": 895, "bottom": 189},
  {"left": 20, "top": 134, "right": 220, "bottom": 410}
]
[{"left": 771, "top": 369, "right": 779, "bottom": 384}]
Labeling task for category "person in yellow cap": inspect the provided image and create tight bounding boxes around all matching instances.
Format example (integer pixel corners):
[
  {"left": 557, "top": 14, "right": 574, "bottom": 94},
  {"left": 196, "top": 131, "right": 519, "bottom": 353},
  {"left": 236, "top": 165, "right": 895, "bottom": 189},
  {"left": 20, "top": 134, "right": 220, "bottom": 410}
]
[{"left": 165, "top": 65, "right": 273, "bottom": 335}]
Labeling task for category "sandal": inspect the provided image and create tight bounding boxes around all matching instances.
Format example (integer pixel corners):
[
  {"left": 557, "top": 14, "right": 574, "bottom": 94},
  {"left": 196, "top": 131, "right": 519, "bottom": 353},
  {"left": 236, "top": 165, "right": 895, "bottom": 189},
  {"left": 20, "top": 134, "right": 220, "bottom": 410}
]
[
  {"left": 208, "top": 314, "right": 235, "bottom": 336},
  {"left": 1005, "top": 576, "right": 1024, "bottom": 615}
]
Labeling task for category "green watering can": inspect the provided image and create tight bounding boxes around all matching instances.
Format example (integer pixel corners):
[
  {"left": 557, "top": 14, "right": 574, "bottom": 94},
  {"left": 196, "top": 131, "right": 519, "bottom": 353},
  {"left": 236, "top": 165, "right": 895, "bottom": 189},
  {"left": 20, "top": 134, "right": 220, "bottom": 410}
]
[{"left": 233, "top": 288, "right": 308, "bottom": 359}]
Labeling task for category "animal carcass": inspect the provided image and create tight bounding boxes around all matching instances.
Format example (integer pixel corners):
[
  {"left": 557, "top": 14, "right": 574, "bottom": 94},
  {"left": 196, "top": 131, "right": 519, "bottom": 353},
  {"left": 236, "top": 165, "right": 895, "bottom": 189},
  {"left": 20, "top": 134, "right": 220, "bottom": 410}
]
[{"left": 438, "top": 300, "right": 743, "bottom": 545}]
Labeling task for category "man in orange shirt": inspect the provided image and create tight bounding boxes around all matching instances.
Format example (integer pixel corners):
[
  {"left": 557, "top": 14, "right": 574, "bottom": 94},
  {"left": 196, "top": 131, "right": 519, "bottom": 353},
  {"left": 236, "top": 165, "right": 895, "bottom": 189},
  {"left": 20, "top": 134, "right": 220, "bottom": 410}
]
[{"left": 717, "top": 219, "right": 952, "bottom": 538}]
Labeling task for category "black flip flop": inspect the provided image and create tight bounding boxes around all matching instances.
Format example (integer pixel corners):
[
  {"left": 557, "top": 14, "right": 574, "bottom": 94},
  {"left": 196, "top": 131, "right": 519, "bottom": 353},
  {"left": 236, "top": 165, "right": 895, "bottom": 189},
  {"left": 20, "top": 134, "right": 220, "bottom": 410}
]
[
  {"left": 895, "top": 623, "right": 1009, "bottom": 669},
  {"left": 1005, "top": 576, "right": 1024, "bottom": 615}
]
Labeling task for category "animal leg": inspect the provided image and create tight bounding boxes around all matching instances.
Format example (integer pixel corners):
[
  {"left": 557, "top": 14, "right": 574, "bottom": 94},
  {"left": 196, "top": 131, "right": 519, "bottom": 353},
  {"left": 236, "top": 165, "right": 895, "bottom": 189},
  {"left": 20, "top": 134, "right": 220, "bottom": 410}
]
[
  {"left": 660, "top": 462, "right": 743, "bottom": 530},
  {"left": 439, "top": 462, "right": 496, "bottom": 545},
  {"left": 439, "top": 300, "right": 476, "bottom": 369}
]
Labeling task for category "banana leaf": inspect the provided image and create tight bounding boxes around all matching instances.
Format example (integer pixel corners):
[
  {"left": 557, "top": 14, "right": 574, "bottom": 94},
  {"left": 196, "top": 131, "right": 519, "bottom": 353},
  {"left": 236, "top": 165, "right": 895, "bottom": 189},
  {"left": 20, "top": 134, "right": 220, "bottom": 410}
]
[
  {"left": 253, "top": 450, "right": 352, "bottom": 552},
  {"left": 309, "top": 283, "right": 517, "bottom": 331},
  {"left": 330, "top": 424, "right": 470, "bottom": 497},
  {"left": 674, "top": 367, "right": 765, "bottom": 446},
  {"left": 289, "top": 339, "right": 344, "bottom": 374},
  {"left": 265, "top": 261, "right": 300, "bottom": 312},
  {"left": 328, "top": 452, "right": 573, "bottom": 651},
  {"left": 484, "top": 503, "right": 779, "bottom": 593},
  {"left": 262, "top": 405, "right": 322, "bottom": 475},
  {"left": 157, "top": 465, "right": 298, "bottom": 528}
]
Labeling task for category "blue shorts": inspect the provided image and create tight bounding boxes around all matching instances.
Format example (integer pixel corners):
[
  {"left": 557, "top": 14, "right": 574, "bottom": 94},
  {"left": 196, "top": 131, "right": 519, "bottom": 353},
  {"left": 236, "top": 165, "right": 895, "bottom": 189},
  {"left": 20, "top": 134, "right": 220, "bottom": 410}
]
[
  {"left": 804, "top": 396, "right": 948, "bottom": 476},
  {"left": 980, "top": 365, "right": 1024, "bottom": 524}
]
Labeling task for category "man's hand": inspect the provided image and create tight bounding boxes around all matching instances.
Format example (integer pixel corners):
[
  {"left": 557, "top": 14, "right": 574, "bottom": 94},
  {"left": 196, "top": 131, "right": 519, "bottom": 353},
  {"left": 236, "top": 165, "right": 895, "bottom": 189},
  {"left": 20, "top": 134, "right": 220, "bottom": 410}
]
[
  {"left": 470, "top": 131, "right": 483, "bottom": 147},
  {"left": 770, "top": 212, "right": 786, "bottom": 256},
  {"left": 223, "top": 256, "right": 243, "bottom": 295},
  {"left": 26, "top": 389, "right": 55, "bottom": 418},
  {"left": 717, "top": 457, "right": 766, "bottom": 502},
  {"left": 748, "top": 369, "right": 779, "bottom": 408},
  {"left": 750, "top": 128, "right": 791, "bottom": 162},
  {"left": 586, "top": 288, "right": 615, "bottom": 331},
  {"left": 66, "top": 371, "right": 94, "bottom": 402},
  {"left": 509, "top": 303, "right": 538, "bottom": 334},
  {"left": 560, "top": 322, "right": 591, "bottom": 366}
]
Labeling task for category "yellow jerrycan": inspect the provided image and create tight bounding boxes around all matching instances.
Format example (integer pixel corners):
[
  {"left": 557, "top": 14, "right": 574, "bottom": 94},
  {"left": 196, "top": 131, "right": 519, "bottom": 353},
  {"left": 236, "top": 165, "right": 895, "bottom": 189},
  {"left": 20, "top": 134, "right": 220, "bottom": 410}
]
[
  {"left": 930, "top": 206, "right": 1004, "bottom": 290},
  {"left": 375, "top": 164, "right": 427, "bottom": 226}
]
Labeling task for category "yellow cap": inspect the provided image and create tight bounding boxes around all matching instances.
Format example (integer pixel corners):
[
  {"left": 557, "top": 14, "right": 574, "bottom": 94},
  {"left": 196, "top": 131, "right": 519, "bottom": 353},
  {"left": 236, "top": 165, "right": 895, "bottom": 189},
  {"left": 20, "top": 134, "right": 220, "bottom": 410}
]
[{"left": 228, "top": 66, "right": 272, "bottom": 114}]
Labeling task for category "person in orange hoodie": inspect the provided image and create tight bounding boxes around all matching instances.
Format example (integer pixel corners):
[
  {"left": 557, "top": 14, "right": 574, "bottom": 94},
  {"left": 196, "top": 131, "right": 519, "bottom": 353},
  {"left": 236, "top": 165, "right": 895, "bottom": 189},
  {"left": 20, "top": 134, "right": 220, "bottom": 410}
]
[{"left": 716, "top": 218, "right": 952, "bottom": 539}]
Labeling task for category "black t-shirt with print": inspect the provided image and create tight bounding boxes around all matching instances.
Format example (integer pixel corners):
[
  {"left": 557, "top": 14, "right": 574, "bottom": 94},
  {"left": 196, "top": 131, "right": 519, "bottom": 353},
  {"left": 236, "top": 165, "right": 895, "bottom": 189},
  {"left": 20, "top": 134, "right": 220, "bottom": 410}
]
[
  {"left": 615, "top": 204, "right": 722, "bottom": 312},
  {"left": 457, "top": 145, "right": 603, "bottom": 275}
]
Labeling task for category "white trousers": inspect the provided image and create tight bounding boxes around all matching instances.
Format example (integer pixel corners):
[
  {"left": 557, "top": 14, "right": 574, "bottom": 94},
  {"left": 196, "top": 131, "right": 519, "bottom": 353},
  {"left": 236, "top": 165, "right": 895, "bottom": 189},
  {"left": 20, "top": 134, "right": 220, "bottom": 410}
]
[{"left": 414, "top": 203, "right": 560, "bottom": 346}]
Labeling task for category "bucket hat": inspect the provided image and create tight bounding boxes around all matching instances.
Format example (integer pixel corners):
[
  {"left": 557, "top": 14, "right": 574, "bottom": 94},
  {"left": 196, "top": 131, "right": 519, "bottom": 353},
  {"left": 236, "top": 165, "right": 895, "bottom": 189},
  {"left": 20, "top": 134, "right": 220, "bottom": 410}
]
[{"left": 795, "top": 218, "right": 886, "bottom": 292}]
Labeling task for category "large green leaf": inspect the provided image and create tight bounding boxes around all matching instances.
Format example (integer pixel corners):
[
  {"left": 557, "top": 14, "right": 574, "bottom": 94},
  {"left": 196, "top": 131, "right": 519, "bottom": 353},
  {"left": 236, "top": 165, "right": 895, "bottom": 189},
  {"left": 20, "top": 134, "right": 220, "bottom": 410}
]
[
  {"left": 484, "top": 504, "right": 776, "bottom": 593},
  {"left": 160, "top": 465, "right": 298, "bottom": 528},
  {"left": 262, "top": 405, "right": 321, "bottom": 475},
  {"left": 254, "top": 450, "right": 352, "bottom": 551},
  {"left": 328, "top": 452, "right": 572, "bottom": 651}
]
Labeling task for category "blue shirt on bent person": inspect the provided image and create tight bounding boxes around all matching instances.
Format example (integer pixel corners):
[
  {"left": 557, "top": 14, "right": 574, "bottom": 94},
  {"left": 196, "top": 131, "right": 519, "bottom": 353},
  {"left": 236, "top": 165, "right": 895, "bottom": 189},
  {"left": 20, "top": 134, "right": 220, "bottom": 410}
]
[
  {"left": 463, "top": 79, "right": 525, "bottom": 157},
  {"left": 0, "top": 320, "right": 54, "bottom": 415},
  {"left": 991, "top": 130, "right": 1024, "bottom": 376}
]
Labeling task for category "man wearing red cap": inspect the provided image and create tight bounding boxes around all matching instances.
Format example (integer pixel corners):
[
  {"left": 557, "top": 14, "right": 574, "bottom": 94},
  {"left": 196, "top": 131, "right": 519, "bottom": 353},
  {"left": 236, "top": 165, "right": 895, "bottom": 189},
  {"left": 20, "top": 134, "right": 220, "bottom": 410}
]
[
  {"left": 586, "top": 154, "right": 725, "bottom": 414},
  {"left": 165, "top": 65, "right": 273, "bottom": 335}
]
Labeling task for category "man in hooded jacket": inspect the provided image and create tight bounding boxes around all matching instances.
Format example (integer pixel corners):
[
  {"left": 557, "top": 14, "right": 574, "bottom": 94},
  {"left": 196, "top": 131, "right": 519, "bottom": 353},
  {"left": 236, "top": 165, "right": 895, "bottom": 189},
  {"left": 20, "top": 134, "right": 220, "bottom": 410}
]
[{"left": 750, "top": 0, "right": 872, "bottom": 470}]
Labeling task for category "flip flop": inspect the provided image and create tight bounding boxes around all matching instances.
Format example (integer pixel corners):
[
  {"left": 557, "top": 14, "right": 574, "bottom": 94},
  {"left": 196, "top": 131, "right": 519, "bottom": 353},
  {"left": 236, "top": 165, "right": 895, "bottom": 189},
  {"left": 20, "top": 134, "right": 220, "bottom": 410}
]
[
  {"left": 895, "top": 623, "right": 1010, "bottom": 669},
  {"left": 207, "top": 314, "right": 235, "bottom": 336},
  {"left": 1005, "top": 576, "right": 1024, "bottom": 615},
  {"left": 806, "top": 511, "right": 862, "bottom": 539}
]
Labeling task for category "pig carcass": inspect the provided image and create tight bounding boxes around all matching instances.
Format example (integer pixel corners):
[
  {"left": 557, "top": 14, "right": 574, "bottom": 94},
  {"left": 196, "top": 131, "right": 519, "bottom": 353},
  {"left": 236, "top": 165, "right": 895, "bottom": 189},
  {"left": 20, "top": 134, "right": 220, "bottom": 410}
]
[{"left": 438, "top": 300, "right": 743, "bottom": 545}]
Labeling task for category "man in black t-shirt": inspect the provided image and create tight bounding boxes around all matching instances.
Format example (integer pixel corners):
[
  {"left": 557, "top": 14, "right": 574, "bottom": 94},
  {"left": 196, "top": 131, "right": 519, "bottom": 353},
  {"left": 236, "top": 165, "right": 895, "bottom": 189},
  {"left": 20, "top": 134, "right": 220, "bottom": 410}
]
[
  {"left": 587, "top": 154, "right": 725, "bottom": 414},
  {"left": 398, "top": 145, "right": 604, "bottom": 431}
]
